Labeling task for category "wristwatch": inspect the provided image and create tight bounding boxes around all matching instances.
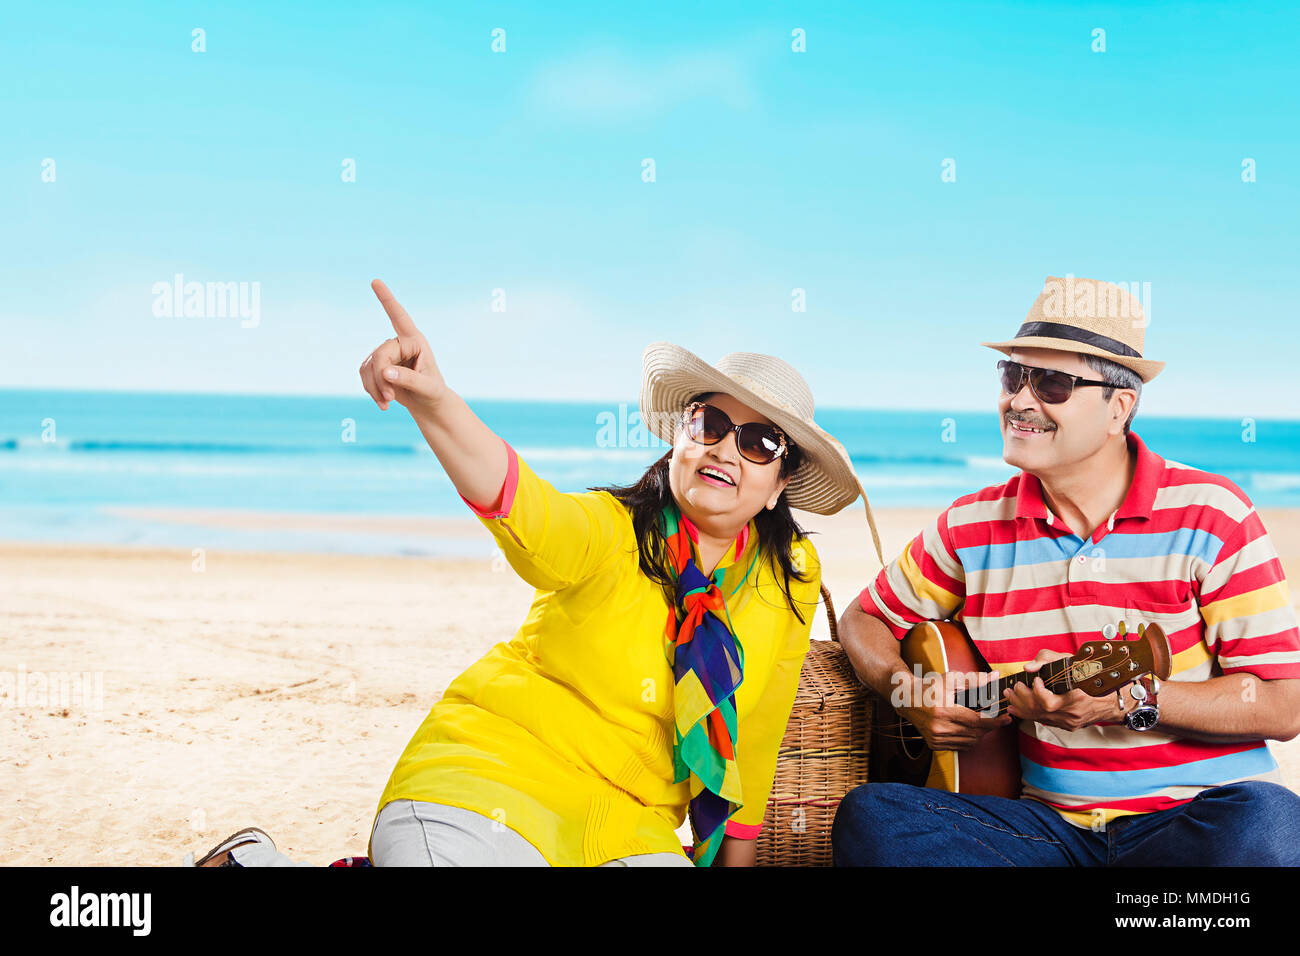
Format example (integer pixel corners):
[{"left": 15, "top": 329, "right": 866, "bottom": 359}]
[{"left": 1122, "top": 675, "right": 1160, "bottom": 731}]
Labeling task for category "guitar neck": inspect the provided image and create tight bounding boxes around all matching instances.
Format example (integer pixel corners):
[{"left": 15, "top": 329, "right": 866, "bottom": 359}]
[{"left": 953, "top": 658, "right": 1074, "bottom": 715}]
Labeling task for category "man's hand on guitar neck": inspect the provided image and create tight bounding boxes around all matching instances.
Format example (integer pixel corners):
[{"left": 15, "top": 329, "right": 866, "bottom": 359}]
[{"left": 1004, "top": 649, "right": 1124, "bottom": 731}]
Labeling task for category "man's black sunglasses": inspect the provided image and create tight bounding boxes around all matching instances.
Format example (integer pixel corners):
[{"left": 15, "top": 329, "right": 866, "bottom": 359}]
[{"left": 997, "top": 360, "right": 1117, "bottom": 405}]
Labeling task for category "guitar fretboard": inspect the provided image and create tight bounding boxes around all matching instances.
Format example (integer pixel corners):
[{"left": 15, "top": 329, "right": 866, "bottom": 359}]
[{"left": 952, "top": 658, "right": 1074, "bottom": 717}]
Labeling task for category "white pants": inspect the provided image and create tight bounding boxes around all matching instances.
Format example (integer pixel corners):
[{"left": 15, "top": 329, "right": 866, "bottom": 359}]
[
  {"left": 369, "top": 799, "right": 694, "bottom": 867},
  {"left": 229, "top": 799, "right": 694, "bottom": 868}
]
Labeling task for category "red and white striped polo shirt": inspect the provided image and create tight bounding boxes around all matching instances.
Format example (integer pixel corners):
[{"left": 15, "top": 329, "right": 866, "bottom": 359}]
[{"left": 859, "top": 430, "right": 1300, "bottom": 827}]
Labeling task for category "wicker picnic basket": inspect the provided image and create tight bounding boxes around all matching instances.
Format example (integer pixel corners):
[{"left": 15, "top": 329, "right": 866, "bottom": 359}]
[{"left": 754, "top": 584, "right": 874, "bottom": 867}]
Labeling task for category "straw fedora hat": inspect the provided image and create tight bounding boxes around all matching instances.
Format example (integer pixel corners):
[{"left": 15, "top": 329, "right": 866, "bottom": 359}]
[
  {"left": 981, "top": 275, "right": 1165, "bottom": 382},
  {"left": 640, "top": 342, "right": 884, "bottom": 567}
]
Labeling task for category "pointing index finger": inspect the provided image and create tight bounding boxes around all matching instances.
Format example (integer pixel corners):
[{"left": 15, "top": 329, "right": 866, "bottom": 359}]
[{"left": 371, "top": 279, "right": 421, "bottom": 338}]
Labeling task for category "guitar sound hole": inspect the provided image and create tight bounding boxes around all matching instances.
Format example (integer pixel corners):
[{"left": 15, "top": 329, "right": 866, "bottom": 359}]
[{"left": 899, "top": 721, "right": 926, "bottom": 761}]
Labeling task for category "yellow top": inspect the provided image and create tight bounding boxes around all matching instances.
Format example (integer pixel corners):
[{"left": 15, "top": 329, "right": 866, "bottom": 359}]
[{"left": 371, "top": 441, "right": 821, "bottom": 866}]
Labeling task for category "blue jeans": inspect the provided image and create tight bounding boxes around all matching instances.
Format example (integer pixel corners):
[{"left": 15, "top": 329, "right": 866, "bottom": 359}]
[{"left": 831, "top": 781, "right": 1300, "bottom": 866}]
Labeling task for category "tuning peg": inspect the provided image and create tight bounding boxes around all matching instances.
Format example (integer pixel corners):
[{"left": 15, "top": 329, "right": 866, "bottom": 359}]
[
  {"left": 1102, "top": 624, "right": 1117, "bottom": 640},
  {"left": 1139, "top": 622, "right": 1147, "bottom": 636},
  {"left": 1117, "top": 621, "right": 1127, "bottom": 638}
]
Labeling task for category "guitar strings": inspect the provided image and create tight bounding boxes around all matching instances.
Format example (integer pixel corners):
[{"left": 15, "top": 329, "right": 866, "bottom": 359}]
[
  {"left": 873, "top": 665, "right": 1101, "bottom": 739},
  {"left": 982, "top": 650, "right": 1100, "bottom": 717},
  {"left": 877, "top": 645, "right": 1152, "bottom": 738},
  {"left": 899, "top": 646, "right": 1114, "bottom": 721}
]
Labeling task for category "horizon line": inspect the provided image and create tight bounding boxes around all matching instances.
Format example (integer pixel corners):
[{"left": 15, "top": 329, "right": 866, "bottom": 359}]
[{"left": 1, "top": 385, "right": 1296, "bottom": 425}]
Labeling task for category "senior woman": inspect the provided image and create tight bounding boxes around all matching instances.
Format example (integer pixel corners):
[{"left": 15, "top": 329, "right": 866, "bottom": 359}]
[{"left": 191, "top": 280, "right": 884, "bottom": 867}]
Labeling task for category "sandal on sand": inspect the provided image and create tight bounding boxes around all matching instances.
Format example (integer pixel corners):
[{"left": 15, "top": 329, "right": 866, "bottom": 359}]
[{"left": 183, "top": 827, "right": 276, "bottom": 867}]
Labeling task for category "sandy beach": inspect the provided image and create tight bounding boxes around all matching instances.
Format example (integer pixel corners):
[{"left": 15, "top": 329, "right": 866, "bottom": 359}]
[{"left": 4, "top": 505, "right": 1300, "bottom": 866}]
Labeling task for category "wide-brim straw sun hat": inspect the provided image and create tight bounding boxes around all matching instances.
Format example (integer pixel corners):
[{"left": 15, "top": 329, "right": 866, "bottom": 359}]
[
  {"left": 640, "top": 342, "right": 884, "bottom": 568},
  {"left": 981, "top": 274, "right": 1165, "bottom": 382}
]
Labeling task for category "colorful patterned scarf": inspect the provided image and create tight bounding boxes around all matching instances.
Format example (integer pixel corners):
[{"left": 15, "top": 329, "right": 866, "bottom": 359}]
[{"left": 662, "top": 500, "right": 758, "bottom": 867}]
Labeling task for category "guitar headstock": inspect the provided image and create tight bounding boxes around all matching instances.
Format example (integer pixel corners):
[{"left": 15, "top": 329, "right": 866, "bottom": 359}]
[{"left": 1069, "top": 622, "right": 1172, "bottom": 698}]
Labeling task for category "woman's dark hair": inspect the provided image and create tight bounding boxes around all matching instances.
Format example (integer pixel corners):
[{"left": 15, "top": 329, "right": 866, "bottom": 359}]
[{"left": 590, "top": 392, "right": 814, "bottom": 624}]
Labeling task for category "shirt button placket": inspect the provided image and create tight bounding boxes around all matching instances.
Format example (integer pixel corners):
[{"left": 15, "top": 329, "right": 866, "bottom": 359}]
[{"left": 1065, "top": 536, "right": 1099, "bottom": 609}]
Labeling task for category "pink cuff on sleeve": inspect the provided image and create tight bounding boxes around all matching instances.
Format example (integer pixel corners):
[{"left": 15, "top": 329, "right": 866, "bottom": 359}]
[
  {"left": 458, "top": 439, "right": 519, "bottom": 519},
  {"left": 724, "top": 820, "right": 762, "bottom": 839}
]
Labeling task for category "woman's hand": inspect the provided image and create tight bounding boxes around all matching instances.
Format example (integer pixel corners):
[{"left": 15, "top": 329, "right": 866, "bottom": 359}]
[
  {"left": 359, "top": 279, "right": 449, "bottom": 414},
  {"left": 356, "top": 279, "right": 509, "bottom": 511}
]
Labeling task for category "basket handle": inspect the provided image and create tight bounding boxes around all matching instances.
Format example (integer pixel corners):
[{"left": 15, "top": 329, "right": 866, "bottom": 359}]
[{"left": 820, "top": 583, "right": 839, "bottom": 643}]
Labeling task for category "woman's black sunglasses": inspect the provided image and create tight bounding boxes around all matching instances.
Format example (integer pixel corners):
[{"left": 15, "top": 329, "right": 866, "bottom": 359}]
[
  {"left": 997, "top": 360, "right": 1115, "bottom": 405},
  {"left": 683, "top": 402, "right": 788, "bottom": 465}
]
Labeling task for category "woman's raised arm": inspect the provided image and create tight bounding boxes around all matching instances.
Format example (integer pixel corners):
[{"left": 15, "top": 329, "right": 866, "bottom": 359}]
[{"left": 359, "top": 279, "right": 509, "bottom": 512}]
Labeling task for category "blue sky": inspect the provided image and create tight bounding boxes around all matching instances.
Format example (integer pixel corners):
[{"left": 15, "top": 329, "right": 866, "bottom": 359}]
[{"left": 3, "top": 1, "right": 1298, "bottom": 418}]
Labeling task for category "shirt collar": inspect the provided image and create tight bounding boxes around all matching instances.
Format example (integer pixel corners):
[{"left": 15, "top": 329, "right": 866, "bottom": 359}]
[
  {"left": 1113, "top": 430, "right": 1162, "bottom": 520},
  {"left": 1014, "top": 431, "right": 1161, "bottom": 526}
]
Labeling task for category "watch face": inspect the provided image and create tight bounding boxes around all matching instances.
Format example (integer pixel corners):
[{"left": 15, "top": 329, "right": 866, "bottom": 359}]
[{"left": 1126, "top": 706, "right": 1159, "bottom": 731}]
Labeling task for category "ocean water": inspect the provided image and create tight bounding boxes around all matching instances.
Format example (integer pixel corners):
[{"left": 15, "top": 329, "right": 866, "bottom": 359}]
[{"left": 1, "top": 388, "right": 1297, "bottom": 556}]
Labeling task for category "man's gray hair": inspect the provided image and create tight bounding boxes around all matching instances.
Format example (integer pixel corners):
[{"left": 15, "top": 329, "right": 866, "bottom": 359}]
[{"left": 1081, "top": 353, "right": 1143, "bottom": 434}]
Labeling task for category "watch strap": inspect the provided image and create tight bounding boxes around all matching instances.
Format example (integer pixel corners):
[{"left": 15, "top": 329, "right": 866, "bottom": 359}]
[{"left": 1123, "top": 674, "right": 1160, "bottom": 731}]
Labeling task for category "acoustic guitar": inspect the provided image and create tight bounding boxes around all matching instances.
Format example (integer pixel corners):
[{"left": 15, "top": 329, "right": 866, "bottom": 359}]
[{"left": 869, "top": 620, "right": 1173, "bottom": 798}]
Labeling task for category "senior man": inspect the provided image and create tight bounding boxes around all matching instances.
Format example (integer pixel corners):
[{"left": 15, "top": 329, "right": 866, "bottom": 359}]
[{"left": 832, "top": 275, "right": 1300, "bottom": 866}]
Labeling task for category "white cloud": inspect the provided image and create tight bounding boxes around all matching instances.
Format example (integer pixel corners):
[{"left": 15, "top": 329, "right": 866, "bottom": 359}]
[{"left": 528, "top": 48, "right": 755, "bottom": 121}]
